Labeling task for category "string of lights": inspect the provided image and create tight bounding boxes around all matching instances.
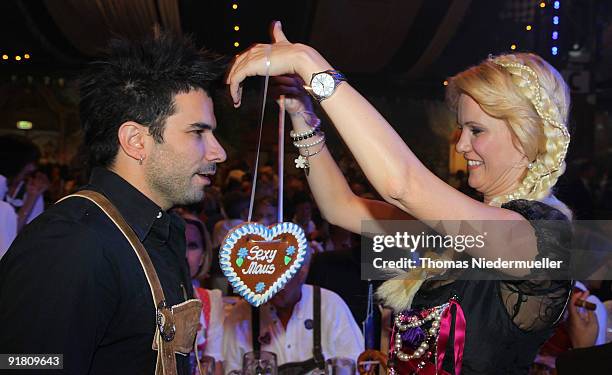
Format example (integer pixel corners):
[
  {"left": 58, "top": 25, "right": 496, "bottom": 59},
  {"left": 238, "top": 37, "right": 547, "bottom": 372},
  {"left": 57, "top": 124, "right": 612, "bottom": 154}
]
[
  {"left": 1, "top": 53, "right": 31, "bottom": 62},
  {"left": 505, "top": 1, "right": 561, "bottom": 57},
  {"left": 232, "top": 2, "right": 240, "bottom": 49},
  {"left": 551, "top": 1, "right": 560, "bottom": 56}
]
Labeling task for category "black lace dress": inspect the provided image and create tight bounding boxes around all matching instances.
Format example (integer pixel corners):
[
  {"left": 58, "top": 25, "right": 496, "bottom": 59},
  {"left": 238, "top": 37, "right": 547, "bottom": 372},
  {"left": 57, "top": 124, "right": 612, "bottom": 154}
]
[{"left": 391, "top": 200, "right": 573, "bottom": 375}]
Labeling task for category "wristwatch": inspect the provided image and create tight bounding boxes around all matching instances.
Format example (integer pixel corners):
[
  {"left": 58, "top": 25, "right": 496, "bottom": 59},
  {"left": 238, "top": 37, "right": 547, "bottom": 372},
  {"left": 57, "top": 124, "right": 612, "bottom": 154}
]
[{"left": 306, "top": 69, "right": 346, "bottom": 102}]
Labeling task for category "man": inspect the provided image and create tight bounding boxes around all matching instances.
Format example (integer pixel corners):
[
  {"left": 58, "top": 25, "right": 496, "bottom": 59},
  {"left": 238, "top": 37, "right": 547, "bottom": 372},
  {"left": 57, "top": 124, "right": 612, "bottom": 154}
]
[
  {"left": 0, "top": 32, "right": 226, "bottom": 374},
  {"left": 223, "top": 246, "right": 364, "bottom": 374}
]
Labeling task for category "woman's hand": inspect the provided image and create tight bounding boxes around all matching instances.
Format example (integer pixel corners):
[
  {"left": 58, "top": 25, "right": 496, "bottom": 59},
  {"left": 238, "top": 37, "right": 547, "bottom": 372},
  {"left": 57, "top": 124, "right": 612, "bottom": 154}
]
[
  {"left": 226, "top": 21, "right": 331, "bottom": 107},
  {"left": 271, "top": 75, "right": 314, "bottom": 115}
]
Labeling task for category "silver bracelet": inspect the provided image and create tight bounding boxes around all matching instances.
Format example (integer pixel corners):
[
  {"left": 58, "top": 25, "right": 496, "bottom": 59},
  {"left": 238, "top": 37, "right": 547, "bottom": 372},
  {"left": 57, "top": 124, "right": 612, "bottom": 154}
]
[
  {"left": 301, "top": 142, "right": 326, "bottom": 158},
  {"left": 294, "top": 143, "right": 326, "bottom": 176}
]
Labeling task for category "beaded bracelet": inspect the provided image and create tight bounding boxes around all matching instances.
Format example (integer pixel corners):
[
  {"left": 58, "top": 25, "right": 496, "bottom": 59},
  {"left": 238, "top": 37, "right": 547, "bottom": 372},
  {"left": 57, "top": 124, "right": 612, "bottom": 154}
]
[
  {"left": 290, "top": 127, "right": 321, "bottom": 142},
  {"left": 293, "top": 133, "right": 325, "bottom": 148}
]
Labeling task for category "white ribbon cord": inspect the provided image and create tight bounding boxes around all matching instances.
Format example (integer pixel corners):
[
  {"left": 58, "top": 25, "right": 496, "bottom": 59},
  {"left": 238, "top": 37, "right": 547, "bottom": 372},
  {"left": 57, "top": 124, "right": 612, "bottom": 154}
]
[
  {"left": 277, "top": 95, "right": 286, "bottom": 223},
  {"left": 247, "top": 46, "right": 272, "bottom": 223}
]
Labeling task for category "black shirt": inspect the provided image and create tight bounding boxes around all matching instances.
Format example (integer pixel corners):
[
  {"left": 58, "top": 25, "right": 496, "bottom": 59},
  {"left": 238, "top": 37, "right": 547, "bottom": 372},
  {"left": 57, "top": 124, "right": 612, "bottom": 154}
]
[
  {"left": 0, "top": 168, "right": 193, "bottom": 375},
  {"left": 556, "top": 342, "right": 612, "bottom": 374}
]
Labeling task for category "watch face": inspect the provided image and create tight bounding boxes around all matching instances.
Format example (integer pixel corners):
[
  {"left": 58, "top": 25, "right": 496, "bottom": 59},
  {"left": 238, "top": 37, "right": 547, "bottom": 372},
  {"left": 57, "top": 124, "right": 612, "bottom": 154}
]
[{"left": 312, "top": 73, "right": 335, "bottom": 97}]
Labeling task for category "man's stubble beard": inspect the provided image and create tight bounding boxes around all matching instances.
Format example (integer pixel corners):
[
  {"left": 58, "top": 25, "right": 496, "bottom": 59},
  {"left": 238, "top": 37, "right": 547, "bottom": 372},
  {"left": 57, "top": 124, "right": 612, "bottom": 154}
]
[{"left": 144, "top": 145, "right": 204, "bottom": 207}]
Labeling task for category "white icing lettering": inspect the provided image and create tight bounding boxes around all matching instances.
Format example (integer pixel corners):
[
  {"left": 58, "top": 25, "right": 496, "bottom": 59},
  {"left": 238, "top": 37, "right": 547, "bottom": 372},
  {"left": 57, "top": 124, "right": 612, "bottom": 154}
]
[
  {"left": 246, "top": 246, "right": 277, "bottom": 263},
  {"left": 242, "top": 262, "right": 276, "bottom": 275}
]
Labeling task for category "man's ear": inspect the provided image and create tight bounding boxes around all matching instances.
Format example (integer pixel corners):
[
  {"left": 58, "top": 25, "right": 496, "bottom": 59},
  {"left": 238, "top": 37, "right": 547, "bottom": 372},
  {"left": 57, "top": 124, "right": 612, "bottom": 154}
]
[{"left": 117, "top": 121, "right": 148, "bottom": 163}]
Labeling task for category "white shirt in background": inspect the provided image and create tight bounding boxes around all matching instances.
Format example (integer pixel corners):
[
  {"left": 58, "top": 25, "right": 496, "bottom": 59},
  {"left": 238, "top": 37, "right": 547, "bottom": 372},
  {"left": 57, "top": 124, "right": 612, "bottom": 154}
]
[
  {"left": 0, "top": 175, "right": 17, "bottom": 258},
  {"left": 223, "top": 284, "right": 364, "bottom": 374},
  {"left": 4, "top": 180, "right": 44, "bottom": 224},
  {"left": 0, "top": 200, "right": 17, "bottom": 259}
]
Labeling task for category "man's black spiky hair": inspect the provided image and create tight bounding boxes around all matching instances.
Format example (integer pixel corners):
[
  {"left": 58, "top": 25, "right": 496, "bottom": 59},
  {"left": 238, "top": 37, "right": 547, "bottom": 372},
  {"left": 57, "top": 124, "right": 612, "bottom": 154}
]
[{"left": 79, "top": 31, "right": 228, "bottom": 168}]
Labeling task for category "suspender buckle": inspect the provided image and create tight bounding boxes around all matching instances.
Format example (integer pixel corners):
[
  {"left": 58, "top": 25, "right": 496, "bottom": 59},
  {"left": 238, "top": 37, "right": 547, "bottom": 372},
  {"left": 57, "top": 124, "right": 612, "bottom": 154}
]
[{"left": 157, "top": 300, "right": 176, "bottom": 342}]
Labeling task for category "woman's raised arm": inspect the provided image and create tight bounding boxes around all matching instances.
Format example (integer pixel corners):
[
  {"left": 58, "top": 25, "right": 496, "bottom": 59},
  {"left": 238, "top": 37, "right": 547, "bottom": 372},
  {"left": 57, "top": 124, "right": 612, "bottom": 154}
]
[
  {"left": 227, "top": 22, "right": 521, "bottom": 224},
  {"left": 273, "top": 75, "right": 413, "bottom": 234}
]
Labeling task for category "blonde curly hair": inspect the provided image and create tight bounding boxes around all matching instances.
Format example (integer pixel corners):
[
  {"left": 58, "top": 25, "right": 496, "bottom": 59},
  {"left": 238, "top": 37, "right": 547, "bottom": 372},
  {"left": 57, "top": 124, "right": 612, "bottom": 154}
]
[{"left": 446, "top": 53, "right": 571, "bottom": 215}]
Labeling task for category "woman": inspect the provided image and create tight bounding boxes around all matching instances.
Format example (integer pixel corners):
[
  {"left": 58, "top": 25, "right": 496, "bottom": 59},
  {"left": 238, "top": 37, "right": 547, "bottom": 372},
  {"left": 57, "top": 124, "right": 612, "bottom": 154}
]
[
  {"left": 181, "top": 212, "right": 224, "bottom": 375},
  {"left": 227, "top": 22, "right": 573, "bottom": 374}
]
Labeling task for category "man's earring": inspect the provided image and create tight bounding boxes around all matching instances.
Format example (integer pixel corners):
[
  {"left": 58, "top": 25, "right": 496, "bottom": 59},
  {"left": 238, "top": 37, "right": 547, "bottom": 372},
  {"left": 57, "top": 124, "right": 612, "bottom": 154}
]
[{"left": 138, "top": 155, "right": 144, "bottom": 165}]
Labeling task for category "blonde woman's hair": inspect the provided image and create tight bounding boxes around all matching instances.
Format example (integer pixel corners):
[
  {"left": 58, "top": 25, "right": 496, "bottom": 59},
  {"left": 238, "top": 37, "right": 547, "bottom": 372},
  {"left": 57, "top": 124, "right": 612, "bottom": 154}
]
[{"left": 446, "top": 53, "right": 572, "bottom": 217}]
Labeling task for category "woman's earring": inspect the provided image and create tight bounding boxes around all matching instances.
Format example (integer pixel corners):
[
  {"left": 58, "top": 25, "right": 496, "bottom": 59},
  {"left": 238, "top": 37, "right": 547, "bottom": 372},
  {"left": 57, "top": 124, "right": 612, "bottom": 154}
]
[{"left": 527, "top": 162, "right": 534, "bottom": 170}]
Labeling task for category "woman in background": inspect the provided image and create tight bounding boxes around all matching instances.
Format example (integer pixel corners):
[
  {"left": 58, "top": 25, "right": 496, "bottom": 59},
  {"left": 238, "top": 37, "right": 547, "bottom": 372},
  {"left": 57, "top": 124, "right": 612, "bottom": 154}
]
[{"left": 180, "top": 211, "right": 224, "bottom": 375}]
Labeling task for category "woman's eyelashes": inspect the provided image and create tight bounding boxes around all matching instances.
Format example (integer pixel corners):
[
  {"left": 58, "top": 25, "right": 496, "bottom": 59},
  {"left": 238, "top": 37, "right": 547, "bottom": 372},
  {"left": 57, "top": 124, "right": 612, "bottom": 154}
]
[
  {"left": 458, "top": 124, "right": 483, "bottom": 136},
  {"left": 470, "top": 127, "right": 483, "bottom": 135}
]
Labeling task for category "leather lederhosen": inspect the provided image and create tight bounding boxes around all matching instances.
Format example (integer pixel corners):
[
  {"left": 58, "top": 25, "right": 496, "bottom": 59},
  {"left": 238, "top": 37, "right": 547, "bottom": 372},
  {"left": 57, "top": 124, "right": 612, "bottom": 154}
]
[{"left": 251, "top": 286, "right": 324, "bottom": 375}]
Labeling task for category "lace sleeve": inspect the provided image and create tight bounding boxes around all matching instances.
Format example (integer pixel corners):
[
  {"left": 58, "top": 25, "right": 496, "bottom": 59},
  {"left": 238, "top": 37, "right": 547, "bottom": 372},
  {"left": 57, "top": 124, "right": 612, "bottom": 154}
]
[{"left": 499, "top": 200, "right": 573, "bottom": 331}]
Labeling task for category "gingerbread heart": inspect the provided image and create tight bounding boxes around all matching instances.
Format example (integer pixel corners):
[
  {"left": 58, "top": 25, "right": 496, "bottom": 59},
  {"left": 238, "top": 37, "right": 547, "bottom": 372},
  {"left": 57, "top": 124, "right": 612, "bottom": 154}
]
[{"left": 220, "top": 222, "right": 308, "bottom": 307}]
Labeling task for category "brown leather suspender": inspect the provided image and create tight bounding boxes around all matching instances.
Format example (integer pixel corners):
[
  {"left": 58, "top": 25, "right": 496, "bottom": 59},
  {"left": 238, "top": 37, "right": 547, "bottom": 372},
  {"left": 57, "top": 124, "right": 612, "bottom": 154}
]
[{"left": 59, "top": 190, "right": 201, "bottom": 375}]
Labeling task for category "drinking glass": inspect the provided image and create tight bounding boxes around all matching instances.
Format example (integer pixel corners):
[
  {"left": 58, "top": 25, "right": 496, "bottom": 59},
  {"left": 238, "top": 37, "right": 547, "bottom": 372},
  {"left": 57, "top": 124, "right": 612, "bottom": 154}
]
[
  {"left": 325, "top": 357, "right": 356, "bottom": 375},
  {"left": 242, "top": 350, "right": 278, "bottom": 375}
]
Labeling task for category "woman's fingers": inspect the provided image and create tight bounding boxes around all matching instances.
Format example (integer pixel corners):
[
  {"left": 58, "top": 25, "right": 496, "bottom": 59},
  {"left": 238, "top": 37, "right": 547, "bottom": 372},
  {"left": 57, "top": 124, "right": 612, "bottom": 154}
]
[
  {"left": 271, "top": 21, "right": 288, "bottom": 43},
  {"left": 225, "top": 47, "right": 248, "bottom": 85},
  {"left": 226, "top": 22, "right": 304, "bottom": 107},
  {"left": 271, "top": 75, "right": 308, "bottom": 99},
  {"left": 273, "top": 75, "right": 305, "bottom": 87},
  {"left": 228, "top": 46, "right": 267, "bottom": 106},
  {"left": 226, "top": 53, "right": 247, "bottom": 104},
  {"left": 270, "top": 84, "right": 303, "bottom": 97},
  {"left": 272, "top": 75, "right": 297, "bottom": 85}
]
